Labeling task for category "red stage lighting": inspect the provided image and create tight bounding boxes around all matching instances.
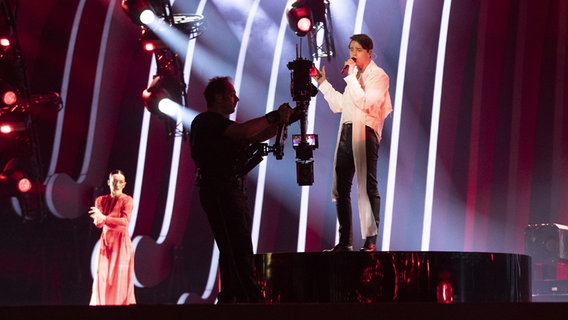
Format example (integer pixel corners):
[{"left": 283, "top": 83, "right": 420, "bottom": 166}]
[
  {"left": 140, "top": 28, "right": 164, "bottom": 51},
  {"left": 286, "top": 1, "right": 314, "bottom": 37},
  {"left": 296, "top": 16, "right": 312, "bottom": 34},
  {"left": 2, "top": 89, "right": 17, "bottom": 105},
  {"left": 142, "top": 75, "right": 182, "bottom": 117},
  {"left": 16, "top": 177, "right": 32, "bottom": 193},
  {"left": 0, "top": 37, "right": 10, "bottom": 47},
  {"left": 0, "top": 159, "right": 33, "bottom": 196},
  {"left": 0, "top": 120, "right": 26, "bottom": 134},
  {"left": 143, "top": 42, "right": 156, "bottom": 51},
  {"left": 1, "top": 79, "right": 18, "bottom": 108},
  {"left": 1, "top": 123, "right": 13, "bottom": 133}
]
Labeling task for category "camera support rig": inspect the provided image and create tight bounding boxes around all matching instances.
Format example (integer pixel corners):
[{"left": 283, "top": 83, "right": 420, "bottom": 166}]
[
  {"left": 286, "top": 52, "right": 318, "bottom": 186},
  {"left": 235, "top": 49, "right": 318, "bottom": 186}
]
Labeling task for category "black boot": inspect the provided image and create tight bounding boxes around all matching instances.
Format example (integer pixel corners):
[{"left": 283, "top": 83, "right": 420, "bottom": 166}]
[{"left": 360, "top": 235, "right": 377, "bottom": 252}]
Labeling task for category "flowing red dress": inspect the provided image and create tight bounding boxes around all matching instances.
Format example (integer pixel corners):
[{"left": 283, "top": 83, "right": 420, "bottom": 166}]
[{"left": 89, "top": 193, "right": 136, "bottom": 305}]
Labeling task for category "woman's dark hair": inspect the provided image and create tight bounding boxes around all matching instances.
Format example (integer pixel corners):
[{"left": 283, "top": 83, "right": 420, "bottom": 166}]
[
  {"left": 349, "top": 34, "right": 373, "bottom": 51},
  {"left": 109, "top": 169, "right": 126, "bottom": 179},
  {"left": 204, "top": 76, "right": 231, "bottom": 107}
]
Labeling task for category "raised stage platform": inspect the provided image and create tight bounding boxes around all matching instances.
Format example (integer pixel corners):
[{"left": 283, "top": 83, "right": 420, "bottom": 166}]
[{"left": 254, "top": 251, "right": 531, "bottom": 303}]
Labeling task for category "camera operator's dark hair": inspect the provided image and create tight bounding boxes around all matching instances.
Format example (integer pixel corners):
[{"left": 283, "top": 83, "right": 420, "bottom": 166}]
[
  {"left": 204, "top": 76, "right": 231, "bottom": 108},
  {"left": 349, "top": 34, "right": 373, "bottom": 51}
]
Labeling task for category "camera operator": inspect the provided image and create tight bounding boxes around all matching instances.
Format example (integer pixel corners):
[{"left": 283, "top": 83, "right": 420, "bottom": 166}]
[
  {"left": 189, "top": 76, "right": 292, "bottom": 303},
  {"left": 311, "top": 34, "right": 393, "bottom": 252}
]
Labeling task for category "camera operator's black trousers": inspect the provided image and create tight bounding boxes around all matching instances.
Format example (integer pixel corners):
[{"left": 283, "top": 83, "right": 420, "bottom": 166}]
[
  {"left": 199, "top": 178, "right": 264, "bottom": 303},
  {"left": 335, "top": 123, "right": 381, "bottom": 246}
]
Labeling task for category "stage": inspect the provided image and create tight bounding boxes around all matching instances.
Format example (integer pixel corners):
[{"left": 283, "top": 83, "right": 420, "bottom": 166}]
[
  {"left": 1, "top": 251, "right": 566, "bottom": 319},
  {"left": 1, "top": 302, "right": 567, "bottom": 320}
]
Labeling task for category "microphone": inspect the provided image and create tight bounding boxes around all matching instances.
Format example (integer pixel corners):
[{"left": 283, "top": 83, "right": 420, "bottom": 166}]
[{"left": 341, "top": 57, "right": 357, "bottom": 74}]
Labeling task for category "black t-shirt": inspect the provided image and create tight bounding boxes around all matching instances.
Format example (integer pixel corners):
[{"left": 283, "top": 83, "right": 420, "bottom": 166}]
[{"left": 190, "top": 111, "right": 247, "bottom": 178}]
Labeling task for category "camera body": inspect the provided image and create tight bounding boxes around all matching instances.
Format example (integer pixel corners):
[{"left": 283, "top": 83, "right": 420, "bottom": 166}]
[{"left": 287, "top": 57, "right": 318, "bottom": 102}]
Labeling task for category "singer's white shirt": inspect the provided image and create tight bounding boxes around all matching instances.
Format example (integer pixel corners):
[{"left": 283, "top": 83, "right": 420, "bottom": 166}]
[{"left": 318, "top": 60, "right": 392, "bottom": 238}]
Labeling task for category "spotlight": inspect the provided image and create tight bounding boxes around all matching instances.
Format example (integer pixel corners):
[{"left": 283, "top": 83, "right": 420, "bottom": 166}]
[
  {"left": 121, "top": 0, "right": 164, "bottom": 26},
  {"left": 0, "top": 37, "right": 9, "bottom": 47},
  {"left": 0, "top": 122, "right": 25, "bottom": 134},
  {"left": 1, "top": 79, "right": 18, "bottom": 109},
  {"left": 0, "top": 106, "right": 26, "bottom": 134},
  {"left": 0, "top": 158, "right": 33, "bottom": 196},
  {"left": 0, "top": 170, "right": 32, "bottom": 193},
  {"left": 286, "top": 0, "right": 313, "bottom": 37},
  {"left": 2, "top": 90, "right": 17, "bottom": 105},
  {"left": 0, "top": 157, "right": 44, "bottom": 221},
  {"left": 0, "top": 29, "right": 12, "bottom": 56},
  {"left": 142, "top": 75, "right": 182, "bottom": 118},
  {"left": 140, "top": 28, "right": 164, "bottom": 51}
]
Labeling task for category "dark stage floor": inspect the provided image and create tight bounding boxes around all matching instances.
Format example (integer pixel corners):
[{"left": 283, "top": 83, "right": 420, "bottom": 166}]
[{"left": 1, "top": 302, "right": 568, "bottom": 320}]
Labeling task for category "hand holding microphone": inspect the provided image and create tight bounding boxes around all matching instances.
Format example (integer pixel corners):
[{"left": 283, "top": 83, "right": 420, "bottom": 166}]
[{"left": 341, "top": 57, "right": 357, "bottom": 74}]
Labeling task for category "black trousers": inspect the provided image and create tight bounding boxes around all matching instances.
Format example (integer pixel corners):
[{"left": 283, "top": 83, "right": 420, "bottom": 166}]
[
  {"left": 199, "top": 178, "right": 264, "bottom": 303},
  {"left": 335, "top": 123, "right": 381, "bottom": 246}
]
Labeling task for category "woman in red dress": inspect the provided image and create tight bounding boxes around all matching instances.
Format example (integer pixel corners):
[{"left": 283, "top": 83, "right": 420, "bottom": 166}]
[{"left": 89, "top": 169, "right": 136, "bottom": 305}]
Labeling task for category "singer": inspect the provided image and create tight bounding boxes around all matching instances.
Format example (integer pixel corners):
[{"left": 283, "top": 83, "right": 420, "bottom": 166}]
[{"left": 311, "top": 34, "right": 392, "bottom": 252}]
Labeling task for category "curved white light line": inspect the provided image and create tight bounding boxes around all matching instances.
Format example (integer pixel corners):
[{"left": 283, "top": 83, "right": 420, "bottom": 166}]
[
  {"left": 231, "top": 0, "right": 261, "bottom": 119},
  {"left": 87, "top": 0, "right": 122, "bottom": 281},
  {"left": 200, "top": 245, "right": 219, "bottom": 300},
  {"left": 180, "top": 0, "right": 221, "bottom": 302},
  {"left": 251, "top": 6, "right": 289, "bottom": 253},
  {"left": 130, "top": 62, "right": 156, "bottom": 234},
  {"left": 422, "top": 0, "right": 452, "bottom": 251},
  {"left": 135, "top": 0, "right": 206, "bottom": 242},
  {"left": 156, "top": 129, "right": 183, "bottom": 244},
  {"left": 90, "top": 239, "right": 100, "bottom": 281},
  {"left": 382, "top": 0, "right": 414, "bottom": 251},
  {"left": 354, "top": 0, "right": 366, "bottom": 34},
  {"left": 132, "top": 236, "right": 145, "bottom": 287},
  {"left": 79, "top": 0, "right": 116, "bottom": 183},
  {"left": 48, "top": 0, "right": 87, "bottom": 175},
  {"left": 155, "top": 2, "right": 185, "bottom": 245}
]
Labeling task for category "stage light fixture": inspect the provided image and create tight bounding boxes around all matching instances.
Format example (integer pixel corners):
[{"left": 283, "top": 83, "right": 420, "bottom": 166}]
[
  {"left": 0, "top": 37, "right": 9, "bottom": 47},
  {"left": 121, "top": 0, "right": 164, "bottom": 26},
  {"left": 0, "top": 158, "right": 33, "bottom": 196},
  {"left": 0, "top": 28, "right": 12, "bottom": 56},
  {"left": 0, "top": 156, "right": 44, "bottom": 221},
  {"left": 140, "top": 28, "right": 163, "bottom": 51},
  {"left": 0, "top": 122, "right": 25, "bottom": 134},
  {"left": 2, "top": 90, "right": 16, "bottom": 105},
  {"left": 286, "top": 0, "right": 314, "bottom": 37},
  {"left": 1, "top": 79, "right": 18, "bottom": 109},
  {"left": 142, "top": 75, "right": 182, "bottom": 118}
]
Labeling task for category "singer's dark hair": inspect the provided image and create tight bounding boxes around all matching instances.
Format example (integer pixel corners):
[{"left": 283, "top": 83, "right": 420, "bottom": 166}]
[
  {"left": 204, "top": 76, "right": 231, "bottom": 108},
  {"left": 349, "top": 34, "right": 373, "bottom": 51}
]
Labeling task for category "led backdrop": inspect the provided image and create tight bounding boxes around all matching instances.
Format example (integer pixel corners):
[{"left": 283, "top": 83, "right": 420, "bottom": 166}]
[{"left": 0, "top": 0, "right": 567, "bottom": 305}]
